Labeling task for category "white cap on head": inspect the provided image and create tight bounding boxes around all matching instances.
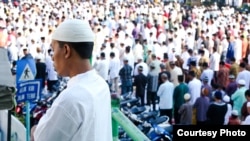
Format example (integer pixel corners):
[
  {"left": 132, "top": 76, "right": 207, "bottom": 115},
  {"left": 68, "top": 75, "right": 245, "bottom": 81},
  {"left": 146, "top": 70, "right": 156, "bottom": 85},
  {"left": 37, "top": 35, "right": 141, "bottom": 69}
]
[
  {"left": 232, "top": 110, "right": 238, "bottom": 116},
  {"left": 184, "top": 93, "right": 191, "bottom": 100},
  {"left": 223, "top": 95, "right": 230, "bottom": 103},
  {"left": 52, "top": 19, "right": 94, "bottom": 42},
  {"left": 238, "top": 79, "right": 246, "bottom": 85},
  {"left": 137, "top": 56, "right": 143, "bottom": 60}
]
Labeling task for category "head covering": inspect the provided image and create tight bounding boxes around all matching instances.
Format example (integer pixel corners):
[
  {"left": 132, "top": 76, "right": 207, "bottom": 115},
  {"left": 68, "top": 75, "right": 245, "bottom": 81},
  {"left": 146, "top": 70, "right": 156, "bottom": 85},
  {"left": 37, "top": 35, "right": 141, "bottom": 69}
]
[
  {"left": 160, "top": 63, "right": 166, "bottom": 69},
  {"left": 229, "top": 74, "right": 235, "bottom": 79},
  {"left": 137, "top": 56, "right": 143, "bottom": 60},
  {"left": 184, "top": 93, "right": 191, "bottom": 100},
  {"left": 123, "top": 57, "right": 129, "bottom": 61},
  {"left": 150, "top": 62, "right": 156, "bottom": 68},
  {"left": 52, "top": 19, "right": 94, "bottom": 42},
  {"left": 203, "top": 76, "right": 209, "bottom": 82},
  {"left": 223, "top": 95, "right": 230, "bottom": 103},
  {"left": 238, "top": 79, "right": 246, "bottom": 85},
  {"left": 214, "top": 91, "right": 222, "bottom": 100},
  {"left": 232, "top": 110, "right": 239, "bottom": 116},
  {"left": 138, "top": 66, "right": 143, "bottom": 71}
]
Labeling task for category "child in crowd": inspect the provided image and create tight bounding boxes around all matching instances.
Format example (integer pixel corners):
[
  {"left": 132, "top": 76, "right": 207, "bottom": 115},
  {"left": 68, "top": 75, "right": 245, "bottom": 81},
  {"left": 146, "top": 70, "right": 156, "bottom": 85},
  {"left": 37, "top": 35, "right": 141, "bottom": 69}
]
[
  {"left": 228, "top": 110, "right": 241, "bottom": 125},
  {"left": 178, "top": 93, "right": 193, "bottom": 125}
]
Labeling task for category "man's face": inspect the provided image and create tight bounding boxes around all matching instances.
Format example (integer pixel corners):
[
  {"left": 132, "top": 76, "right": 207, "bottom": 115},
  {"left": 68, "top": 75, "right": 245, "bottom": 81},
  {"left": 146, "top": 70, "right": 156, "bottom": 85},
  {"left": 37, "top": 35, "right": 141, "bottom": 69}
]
[{"left": 51, "top": 40, "right": 66, "bottom": 76}]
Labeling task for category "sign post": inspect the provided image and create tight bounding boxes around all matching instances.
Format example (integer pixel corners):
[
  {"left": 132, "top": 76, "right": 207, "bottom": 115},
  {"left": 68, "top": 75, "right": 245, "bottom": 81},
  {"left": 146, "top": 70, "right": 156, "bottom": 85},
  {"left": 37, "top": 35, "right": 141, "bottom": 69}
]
[
  {"left": 16, "top": 79, "right": 41, "bottom": 141},
  {"left": 25, "top": 101, "right": 30, "bottom": 141},
  {"left": 16, "top": 57, "right": 37, "bottom": 141}
]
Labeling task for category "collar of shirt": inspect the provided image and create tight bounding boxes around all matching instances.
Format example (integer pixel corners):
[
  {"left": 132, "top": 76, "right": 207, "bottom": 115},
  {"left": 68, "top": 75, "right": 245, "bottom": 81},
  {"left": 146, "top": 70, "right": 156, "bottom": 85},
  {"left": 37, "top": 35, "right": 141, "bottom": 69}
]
[{"left": 67, "top": 69, "right": 95, "bottom": 88}]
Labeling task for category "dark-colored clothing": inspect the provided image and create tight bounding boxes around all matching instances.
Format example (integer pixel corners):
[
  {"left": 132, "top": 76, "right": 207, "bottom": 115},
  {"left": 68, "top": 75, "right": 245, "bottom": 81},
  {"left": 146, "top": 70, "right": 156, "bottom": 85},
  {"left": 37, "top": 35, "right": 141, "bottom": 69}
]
[
  {"left": 226, "top": 42, "right": 235, "bottom": 62},
  {"left": 147, "top": 71, "right": 159, "bottom": 111},
  {"left": 193, "top": 96, "right": 210, "bottom": 123},
  {"left": 228, "top": 117, "right": 241, "bottom": 125},
  {"left": 207, "top": 102, "right": 227, "bottom": 125},
  {"left": 160, "top": 109, "right": 173, "bottom": 124},
  {"left": 119, "top": 64, "right": 133, "bottom": 95},
  {"left": 134, "top": 73, "right": 147, "bottom": 106},
  {"left": 35, "top": 62, "right": 46, "bottom": 89},
  {"left": 226, "top": 81, "right": 238, "bottom": 97},
  {"left": 201, "top": 84, "right": 213, "bottom": 101},
  {"left": 21, "top": 53, "right": 34, "bottom": 60},
  {"left": 241, "top": 101, "right": 250, "bottom": 121},
  {"left": 173, "top": 82, "right": 189, "bottom": 124},
  {"left": 147, "top": 91, "right": 157, "bottom": 111},
  {"left": 47, "top": 80, "right": 58, "bottom": 92},
  {"left": 178, "top": 102, "right": 193, "bottom": 125},
  {"left": 217, "top": 66, "right": 229, "bottom": 88}
]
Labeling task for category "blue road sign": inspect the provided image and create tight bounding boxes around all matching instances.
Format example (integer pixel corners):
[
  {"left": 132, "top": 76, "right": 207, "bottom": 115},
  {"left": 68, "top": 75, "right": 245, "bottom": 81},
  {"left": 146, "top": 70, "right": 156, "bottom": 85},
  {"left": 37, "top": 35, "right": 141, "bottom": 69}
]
[
  {"left": 16, "top": 79, "right": 42, "bottom": 103},
  {"left": 16, "top": 57, "right": 37, "bottom": 83}
]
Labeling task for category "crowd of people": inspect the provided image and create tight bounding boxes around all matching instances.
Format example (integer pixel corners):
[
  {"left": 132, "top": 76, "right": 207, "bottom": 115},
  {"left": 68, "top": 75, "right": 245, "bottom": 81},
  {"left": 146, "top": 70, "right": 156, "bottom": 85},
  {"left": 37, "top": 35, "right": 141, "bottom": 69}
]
[{"left": 1, "top": 0, "right": 250, "bottom": 127}]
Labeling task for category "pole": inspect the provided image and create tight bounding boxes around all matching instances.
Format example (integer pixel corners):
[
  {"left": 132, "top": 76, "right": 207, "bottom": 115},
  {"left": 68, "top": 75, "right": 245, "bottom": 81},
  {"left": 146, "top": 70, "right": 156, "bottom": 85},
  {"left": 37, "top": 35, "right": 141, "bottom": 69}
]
[
  {"left": 112, "top": 108, "right": 150, "bottom": 141},
  {"left": 7, "top": 110, "right": 11, "bottom": 141},
  {"left": 111, "top": 94, "right": 120, "bottom": 141},
  {"left": 26, "top": 101, "right": 30, "bottom": 141}
]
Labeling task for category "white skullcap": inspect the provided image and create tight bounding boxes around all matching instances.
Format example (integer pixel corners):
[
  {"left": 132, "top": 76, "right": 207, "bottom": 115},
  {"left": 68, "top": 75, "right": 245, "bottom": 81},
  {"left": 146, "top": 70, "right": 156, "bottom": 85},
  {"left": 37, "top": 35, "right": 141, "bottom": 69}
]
[
  {"left": 223, "top": 95, "right": 230, "bottom": 103},
  {"left": 52, "top": 19, "right": 94, "bottom": 42},
  {"left": 137, "top": 56, "right": 143, "bottom": 60},
  {"left": 232, "top": 110, "right": 239, "bottom": 116},
  {"left": 184, "top": 93, "right": 191, "bottom": 100},
  {"left": 238, "top": 79, "right": 246, "bottom": 85}
]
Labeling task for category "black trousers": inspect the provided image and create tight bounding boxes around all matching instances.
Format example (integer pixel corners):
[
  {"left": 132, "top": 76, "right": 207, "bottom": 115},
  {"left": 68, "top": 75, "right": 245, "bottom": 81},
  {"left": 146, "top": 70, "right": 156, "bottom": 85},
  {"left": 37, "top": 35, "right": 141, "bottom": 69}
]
[
  {"left": 136, "top": 90, "right": 145, "bottom": 106},
  {"left": 160, "top": 109, "right": 173, "bottom": 124},
  {"left": 147, "top": 91, "right": 157, "bottom": 111}
]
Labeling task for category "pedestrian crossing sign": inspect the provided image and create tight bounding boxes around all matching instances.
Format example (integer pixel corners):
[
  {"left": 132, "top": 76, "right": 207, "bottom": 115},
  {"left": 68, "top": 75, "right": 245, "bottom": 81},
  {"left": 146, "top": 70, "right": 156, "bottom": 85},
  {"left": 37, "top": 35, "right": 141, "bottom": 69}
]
[
  {"left": 16, "top": 58, "right": 37, "bottom": 83},
  {"left": 19, "top": 64, "right": 34, "bottom": 81}
]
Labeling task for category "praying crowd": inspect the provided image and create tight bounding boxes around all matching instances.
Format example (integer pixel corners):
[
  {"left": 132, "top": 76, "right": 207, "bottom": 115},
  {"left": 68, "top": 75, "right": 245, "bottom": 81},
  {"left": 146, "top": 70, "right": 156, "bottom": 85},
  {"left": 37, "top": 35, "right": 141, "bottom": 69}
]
[{"left": 1, "top": 0, "right": 250, "bottom": 125}]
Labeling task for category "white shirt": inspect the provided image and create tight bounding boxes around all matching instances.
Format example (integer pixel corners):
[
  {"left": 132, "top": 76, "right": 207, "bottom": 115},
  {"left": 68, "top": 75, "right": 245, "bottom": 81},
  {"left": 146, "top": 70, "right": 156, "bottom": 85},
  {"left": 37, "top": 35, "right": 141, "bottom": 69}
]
[
  {"left": 157, "top": 81, "right": 175, "bottom": 109},
  {"left": 109, "top": 57, "right": 120, "bottom": 79},
  {"left": 45, "top": 56, "right": 58, "bottom": 81},
  {"left": 236, "top": 70, "right": 250, "bottom": 89},
  {"left": 188, "top": 78, "right": 202, "bottom": 105},
  {"left": 34, "top": 70, "right": 112, "bottom": 141},
  {"left": 209, "top": 52, "right": 220, "bottom": 71},
  {"left": 181, "top": 51, "right": 190, "bottom": 70},
  {"left": 200, "top": 68, "right": 214, "bottom": 86},
  {"left": 224, "top": 103, "right": 232, "bottom": 125},
  {"left": 95, "top": 59, "right": 109, "bottom": 81},
  {"left": 242, "top": 115, "right": 250, "bottom": 125}
]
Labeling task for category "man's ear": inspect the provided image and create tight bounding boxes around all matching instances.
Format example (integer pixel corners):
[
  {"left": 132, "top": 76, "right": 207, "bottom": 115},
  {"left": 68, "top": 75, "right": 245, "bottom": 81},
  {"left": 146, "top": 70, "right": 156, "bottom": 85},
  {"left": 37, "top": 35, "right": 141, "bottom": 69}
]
[{"left": 63, "top": 44, "right": 71, "bottom": 59}]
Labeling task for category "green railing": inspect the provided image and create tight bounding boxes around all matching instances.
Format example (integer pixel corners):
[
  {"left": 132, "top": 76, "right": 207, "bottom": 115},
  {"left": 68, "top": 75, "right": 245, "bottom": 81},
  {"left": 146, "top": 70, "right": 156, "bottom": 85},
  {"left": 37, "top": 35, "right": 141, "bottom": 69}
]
[{"left": 111, "top": 96, "right": 150, "bottom": 141}]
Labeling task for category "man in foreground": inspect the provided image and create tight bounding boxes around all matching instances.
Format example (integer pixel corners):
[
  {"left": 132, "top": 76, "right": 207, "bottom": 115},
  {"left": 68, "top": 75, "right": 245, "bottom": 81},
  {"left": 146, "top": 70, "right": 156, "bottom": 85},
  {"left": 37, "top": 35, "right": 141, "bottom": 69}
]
[{"left": 33, "top": 19, "right": 112, "bottom": 141}]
